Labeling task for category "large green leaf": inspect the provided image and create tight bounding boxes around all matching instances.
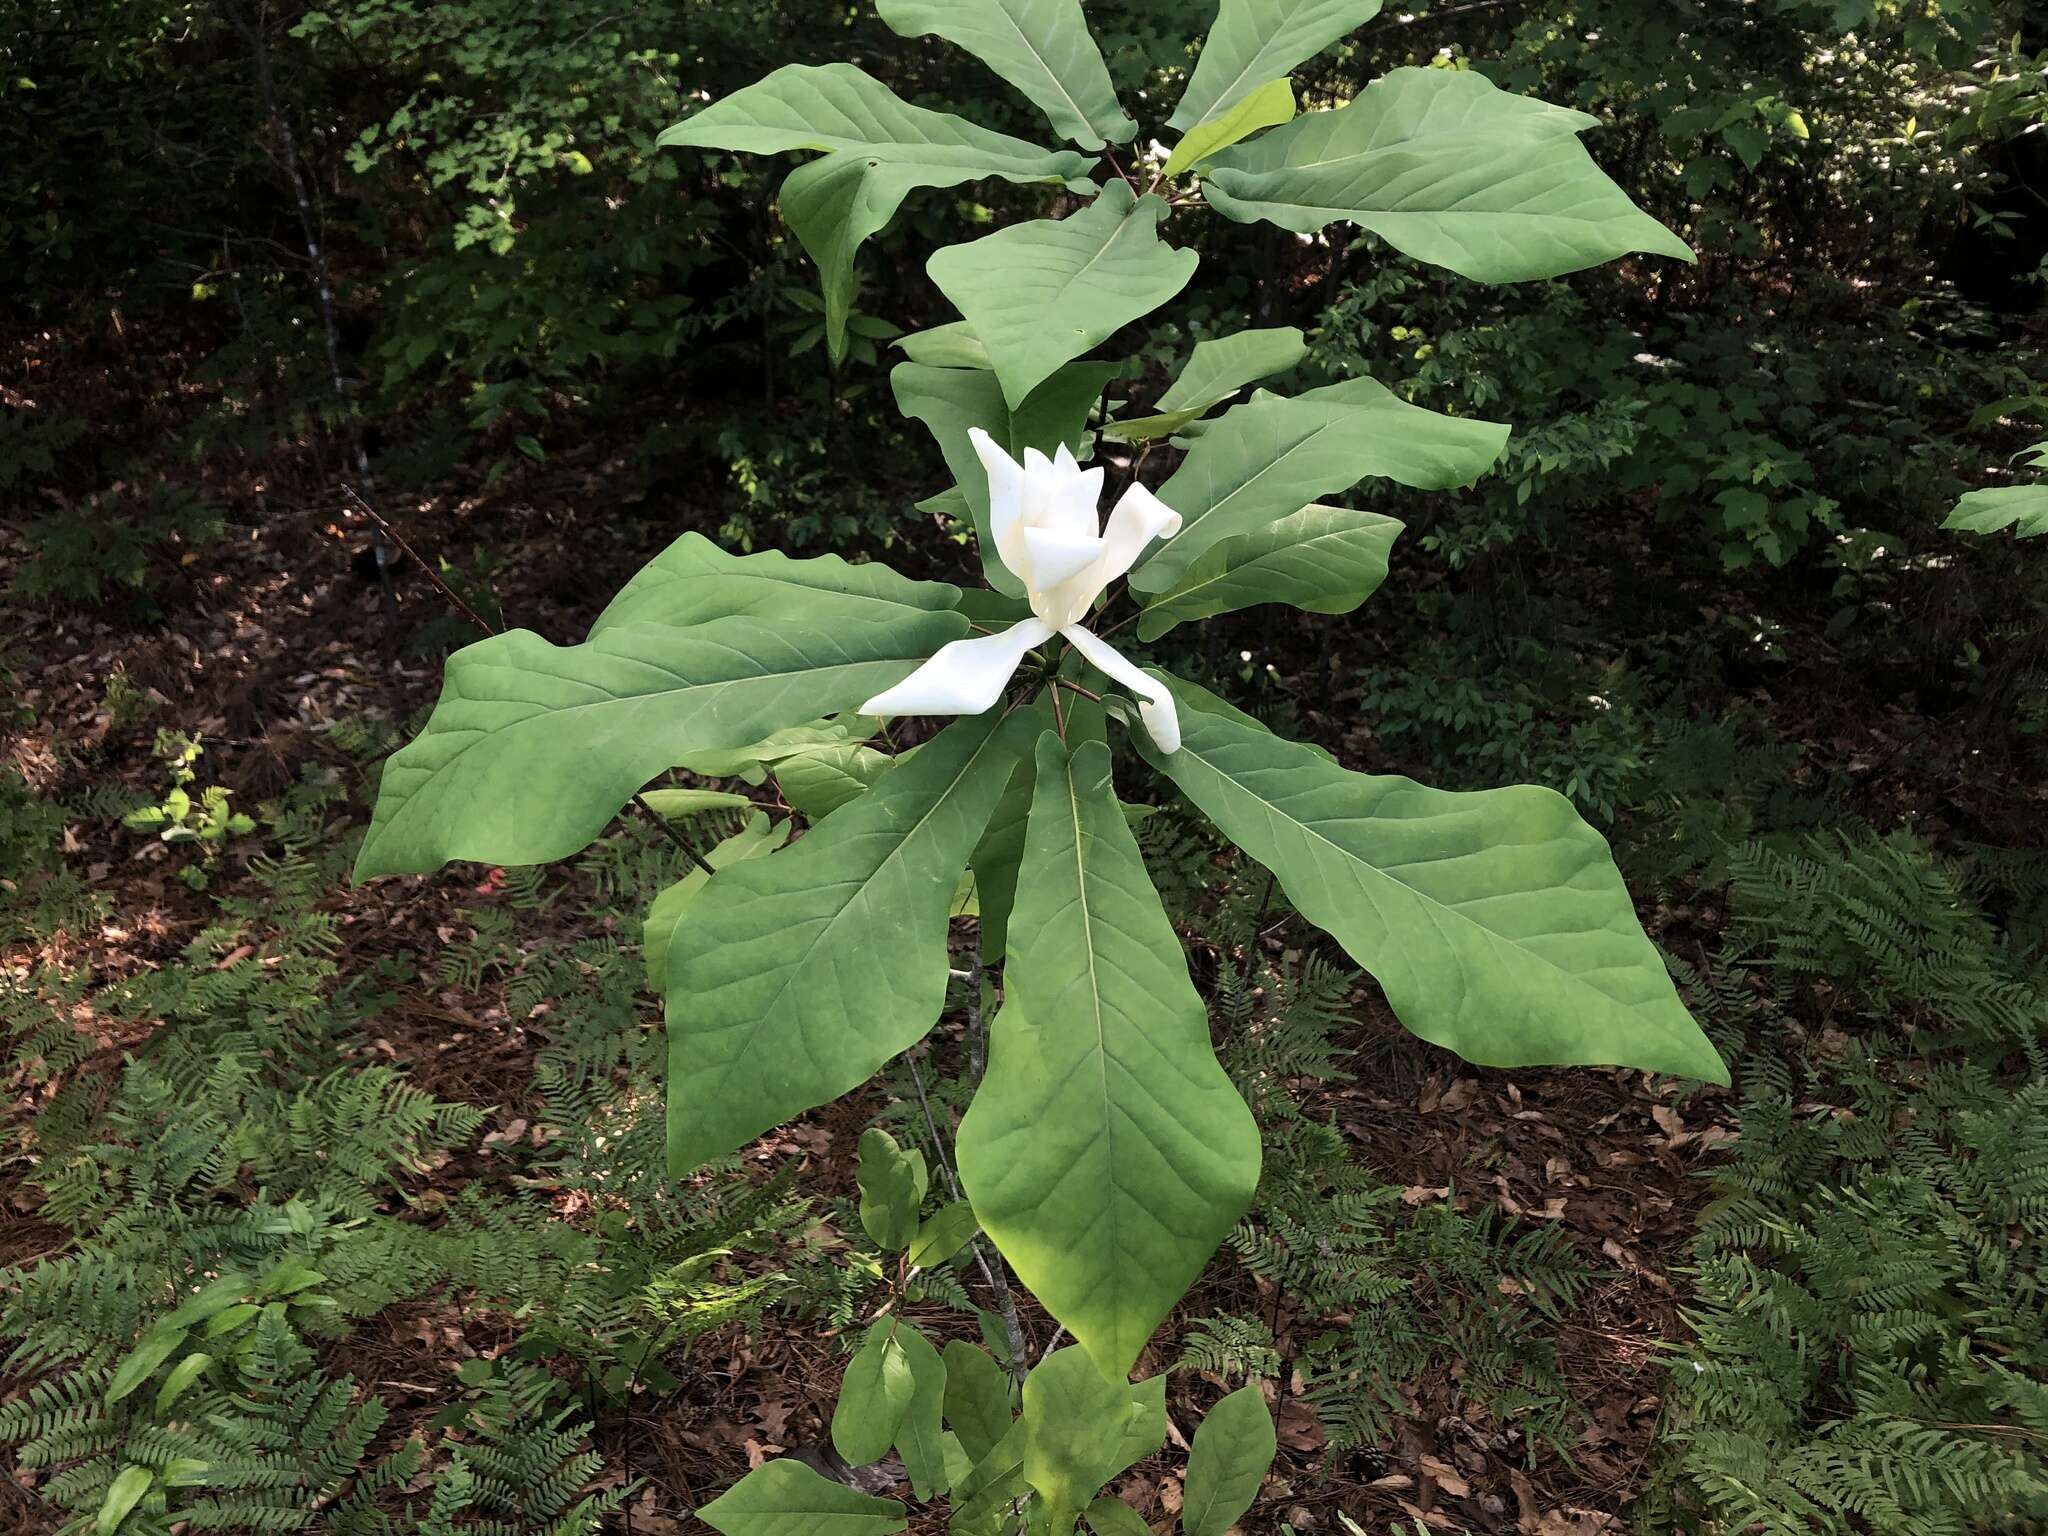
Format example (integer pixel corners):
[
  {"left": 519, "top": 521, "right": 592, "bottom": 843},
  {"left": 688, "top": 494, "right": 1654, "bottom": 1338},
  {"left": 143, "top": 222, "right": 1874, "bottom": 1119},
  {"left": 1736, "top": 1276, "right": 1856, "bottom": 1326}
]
[
  {"left": 354, "top": 611, "right": 964, "bottom": 879},
  {"left": 1128, "top": 377, "right": 1504, "bottom": 595},
  {"left": 929, "top": 182, "right": 1198, "bottom": 410},
  {"left": 876, "top": 0, "right": 1136, "bottom": 150},
  {"left": 1164, "top": 78, "right": 1296, "bottom": 177},
  {"left": 657, "top": 64, "right": 1091, "bottom": 358},
  {"left": 958, "top": 735, "right": 1261, "bottom": 1380},
  {"left": 1944, "top": 483, "right": 2048, "bottom": 539},
  {"left": 1137, "top": 503, "right": 1400, "bottom": 639},
  {"left": 1136, "top": 675, "right": 1729, "bottom": 1084},
  {"left": 1020, "top": 1346, "right": 1132, "bottom": 1532},
  {"left": 695, "top": 1458, "right": 906, "bottom": 1535},
  {"left": 643, "top": 814, "right": 791, "bottom": 992},
  {"left": 893, "top": 361, "right": 1117, "bottom": 594},
  {"left": 1170, "top": 0, "right": 1384, "bottom": 133},
  {"left": 1181, "top": 1384, "right": 1277, "bottom": 1536},
  {"left": 664, "top": 708, "right": 1032, "bottom": 1174},
  {"left": 1104, "top": 326, "right": 1308, "bottom": 443},
  {"left": 1202, "top": 67, "right": 1695, "bottom": 281}
]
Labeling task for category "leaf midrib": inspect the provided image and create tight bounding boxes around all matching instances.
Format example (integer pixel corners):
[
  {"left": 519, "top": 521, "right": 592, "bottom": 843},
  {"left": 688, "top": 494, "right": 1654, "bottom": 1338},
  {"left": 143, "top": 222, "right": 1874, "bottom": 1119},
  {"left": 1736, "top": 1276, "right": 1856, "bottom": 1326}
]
[
  {"left": 1061, "top": 749, "right": 1129, "bottom": 1368},
  {"left": 983, "top": 0, "right": 1096, "bottom": 138},
  {"left": 1184, "top": 1, "right": 1315, "bottom": 133},
  {"left": 1171, "top": 729, "right": 1635, "bottom": 1009},
  {"left": 1146, "top": 513, "right": 1385, "bottom": 616},
  {"left": 685, "top": 718, "right": 1019, "bottom": 1100},
  {"left": 1149, "top": 403, "right": 1353, "bottom": 578}
]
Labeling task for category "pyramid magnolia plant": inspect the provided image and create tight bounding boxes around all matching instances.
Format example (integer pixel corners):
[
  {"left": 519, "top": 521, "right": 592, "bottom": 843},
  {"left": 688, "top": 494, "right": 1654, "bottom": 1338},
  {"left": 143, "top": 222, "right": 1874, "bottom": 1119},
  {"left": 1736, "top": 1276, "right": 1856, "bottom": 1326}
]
[{"left": 355, "top": 3, "right": 1722, "bottom": 1530}]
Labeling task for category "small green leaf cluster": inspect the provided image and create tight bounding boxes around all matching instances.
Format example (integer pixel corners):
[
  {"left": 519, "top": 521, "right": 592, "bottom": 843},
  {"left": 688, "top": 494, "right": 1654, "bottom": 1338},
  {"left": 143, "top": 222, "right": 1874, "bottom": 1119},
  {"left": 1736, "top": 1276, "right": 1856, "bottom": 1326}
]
[{"left": 120, "top": 731, "right": 257, "bottom": 889}]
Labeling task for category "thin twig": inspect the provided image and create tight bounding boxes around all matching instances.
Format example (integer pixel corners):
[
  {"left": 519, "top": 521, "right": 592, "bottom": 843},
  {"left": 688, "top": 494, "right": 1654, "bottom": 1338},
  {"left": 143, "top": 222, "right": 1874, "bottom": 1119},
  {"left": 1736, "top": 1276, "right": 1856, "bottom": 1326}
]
[
  {"left": 1056, "top": 680, "right": 1103, "bottom": 703},
  {"left": 1101, "top": 146, "right": 1141, "bottom": 196},
  {"left": 339, "top": 491, "right": 718, "bottom": 875},
  {"left": 339, "top": 486, "right": 496, "bottom": 636}
]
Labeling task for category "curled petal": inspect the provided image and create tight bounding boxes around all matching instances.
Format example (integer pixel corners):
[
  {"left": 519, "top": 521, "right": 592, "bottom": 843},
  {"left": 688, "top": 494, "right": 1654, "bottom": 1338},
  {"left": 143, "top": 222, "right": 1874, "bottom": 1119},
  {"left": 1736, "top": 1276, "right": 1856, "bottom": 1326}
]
[
  {"left": 1060, "top": 624, "right": 1181, "bottom": 754},
  {"left": 1092, "top": 482, "right": 1183, "bottom": 590},
  {"left": 970, "top": 427, "right": 1028, "bottom": 574},
  {"left": 1030, "top": 461, "right": 1105, "bottom": 543},
  {"left": 860, "top": 618, "right": 1054, "bottom": 719},
  {"left": 1021, "top": 526, "right": 1103, "bottom": 593}
]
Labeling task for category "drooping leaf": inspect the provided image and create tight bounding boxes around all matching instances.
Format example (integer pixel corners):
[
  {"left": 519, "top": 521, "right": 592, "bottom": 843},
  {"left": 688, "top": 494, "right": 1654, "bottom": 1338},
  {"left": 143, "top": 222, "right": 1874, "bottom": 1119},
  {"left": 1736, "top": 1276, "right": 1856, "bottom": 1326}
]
[
  {"left": 355, "top": 611, "right": 963, "bottom": 880},
  {"left": 1170, "top": 0, "right": 1384, "bottom": 132},
  {"left": 908, "top": 1200, "right": 981, "bottom": 1268},
  {"left": 896, "top": 320, "right": 992, "bottom": 371},
  {"left": 894, "top": 1322, "right": 951, "bottom": 1500},
  {"left": 1201, "top": 67, "right": 1695, "bottom": 281},
  {"left": 1165, "top": 78, "right": 1296, "bottom": 176},
  {"left": 643, "top": 814, "right": 792, "bottom": 992},
  {"left": 1137, "top": 503, "right": 1401, "bottom": 639},
  {"left": 969, "top": 718, "right": 1042, "bottom": 963},
  {"left": 835, "top": 1319, "right": 919, "bottom": 1465},
  {"left": 695, "top": 1457, "right": 907, "bottom": 1535},
  {"left": 636, "top": 786, "right": 756, "bottom": 818},
  {"left": 1128, "top": 378, "right": 1504, "bottom": 594},
  {"left": 929, "top": 182, "right": 1198, "bottom": 410},
  {"left": 665, "top": 708, "right": 1032, "bottom": 1174},
  {"left": 876, "top": 0, "right": 1136, "bottom": 150},
  {"left": 1181, "top": 1384, "right": 1277, "bottom": 1536},
  {"left": 772, "top": 741, "right": 895, "bottom": 819},
  {"left": 1105, "top": 325, "right": 1308, "bottom": 443},
  {"left": 1944, "top": 483, "right": 2048, "bottom": 539},
  {"left": 893, "top": 361, "right": 1118, "bottom": 593},
  {"left": 657, "top": 64, "right": 1092, "bottom": 357},
  {"left": 590, "top": 532, "right": 960, "bottom": 639},
  {"left": 1158, "top": 327, "right": 1310, "bottom": 417},
  {"left": 1136, "top": 674, "right": 1730, "bottom": 1084},
  {"left": 1020, "top": 1346, "right": 1132, "bottom": 1532},
  {"left": 678, "top": 716, "right": 881, "bottom": 781},
  {"left": 857, "top": 1127, "right": 929, "bottom": 1251},
  {"left": 958, "top": 735, "right": 1261, "bottom": 1380},
  {"left": 944, "top": 1339, "right": 1015, "bottom": 1465}
]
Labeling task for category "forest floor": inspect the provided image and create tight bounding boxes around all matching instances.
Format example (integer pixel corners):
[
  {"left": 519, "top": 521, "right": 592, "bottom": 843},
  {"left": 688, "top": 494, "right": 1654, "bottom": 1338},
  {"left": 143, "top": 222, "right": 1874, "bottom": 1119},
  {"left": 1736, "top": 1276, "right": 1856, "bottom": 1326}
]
[{"left": 2, "top": 423, "right": 2029, "bottom": 1535}]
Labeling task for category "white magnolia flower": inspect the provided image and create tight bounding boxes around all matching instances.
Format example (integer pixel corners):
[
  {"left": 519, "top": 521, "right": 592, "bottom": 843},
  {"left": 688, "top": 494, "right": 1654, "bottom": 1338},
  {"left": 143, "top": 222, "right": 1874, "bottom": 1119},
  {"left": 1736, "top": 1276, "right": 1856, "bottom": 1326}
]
[{"left": 861, "top": 429, "right": 1183, "bottom": 752}]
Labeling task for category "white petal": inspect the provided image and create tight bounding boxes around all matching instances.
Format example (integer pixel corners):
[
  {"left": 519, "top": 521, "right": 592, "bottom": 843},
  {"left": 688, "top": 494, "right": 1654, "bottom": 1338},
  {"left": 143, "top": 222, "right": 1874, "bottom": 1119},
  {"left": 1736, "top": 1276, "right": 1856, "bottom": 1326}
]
[
  {"left": 1021, "top": 526, "right": 1104, "bottom": 592},
  {"left": 860, "top": 618, "right": 1053, "bottom": 719},
  {"left": 1023, "top": 446, "right": 1053, "bottom": 475},
  {"left": 1040, "top": 463, "right": 1105, "bottom": 541},
  {"left": 1091, "top": 481, "right": 1183, "bottom": 589},
  {"left": 1060, "top": 624, "right": 1180, "bottom": 754},
  {"left": 971, "top": 427, "right": 1027, "bottom": 574},
  {"left": 1054, "top": 442, "right": 1079, "bottom": 472}
]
